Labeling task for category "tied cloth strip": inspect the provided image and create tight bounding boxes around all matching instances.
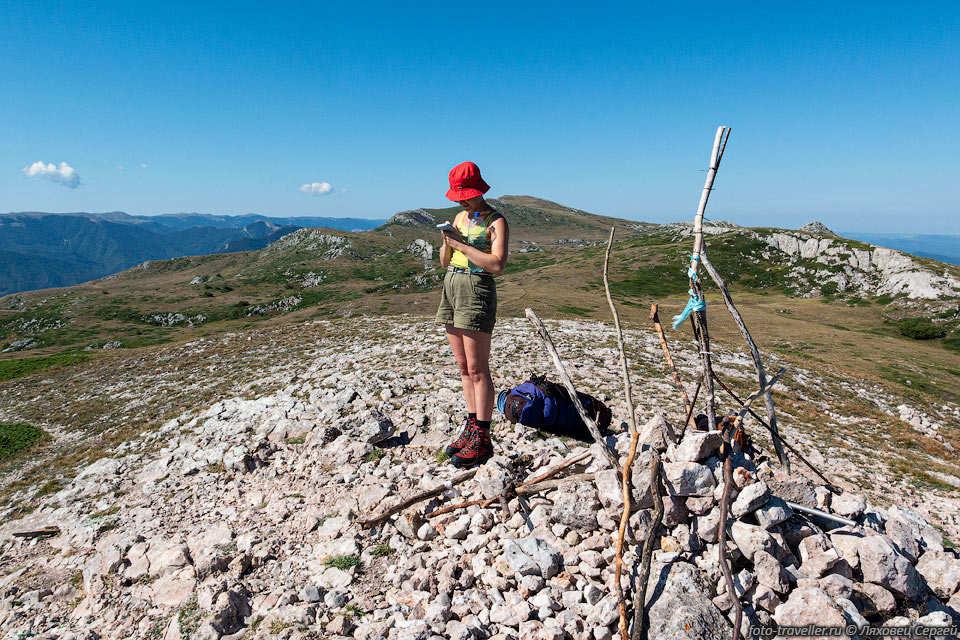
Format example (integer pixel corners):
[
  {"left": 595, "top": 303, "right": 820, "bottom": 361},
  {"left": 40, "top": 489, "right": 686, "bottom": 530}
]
[{"left": 672, "top": 255, "right": 706, "bottom": 329}]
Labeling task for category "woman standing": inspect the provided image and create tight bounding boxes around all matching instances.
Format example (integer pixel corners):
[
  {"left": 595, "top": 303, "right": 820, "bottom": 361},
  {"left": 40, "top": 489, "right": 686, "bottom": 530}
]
[{"left": 435, "top": 161, "right": 510, "bottom": 468}]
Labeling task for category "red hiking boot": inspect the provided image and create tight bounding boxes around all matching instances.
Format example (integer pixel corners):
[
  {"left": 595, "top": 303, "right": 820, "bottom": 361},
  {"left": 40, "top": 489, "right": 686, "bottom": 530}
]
[
  {"left": 445, "top": 417, "right": 476, "bottom": 457},
  {"left": 451, "top": 427, "right": 492, "bottom": 468}
]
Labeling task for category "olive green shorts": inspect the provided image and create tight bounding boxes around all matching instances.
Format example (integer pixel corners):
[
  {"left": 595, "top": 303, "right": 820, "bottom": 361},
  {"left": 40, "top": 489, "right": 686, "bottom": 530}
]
[{"left": 435, "top": 271, "right": 498, "bottom": 334}]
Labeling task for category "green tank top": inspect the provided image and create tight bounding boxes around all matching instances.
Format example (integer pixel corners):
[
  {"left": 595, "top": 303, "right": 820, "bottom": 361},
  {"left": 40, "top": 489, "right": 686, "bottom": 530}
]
[{"left": 450, "top": 211, "right": 501, "bottom": 273}]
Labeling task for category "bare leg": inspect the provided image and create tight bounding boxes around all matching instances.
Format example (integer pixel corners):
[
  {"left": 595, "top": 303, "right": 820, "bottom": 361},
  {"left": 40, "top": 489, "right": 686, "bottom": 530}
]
[
  {"left": 462, "top": 329, "right": 493, "bottom": 422},
  {"left": 445, "top": 324, "right": 475, "bottom": 413}
]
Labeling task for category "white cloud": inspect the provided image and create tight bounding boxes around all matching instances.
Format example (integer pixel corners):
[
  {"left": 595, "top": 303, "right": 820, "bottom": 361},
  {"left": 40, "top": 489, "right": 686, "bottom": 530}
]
[
  {"left": 140, "top": 162, "right": 148, "bottom": 168},
  {"left": 22, "top": 161, "right": 81, "bottom": 188},
  {"left": 299, "top": 181, "right": 334, "bottom": 196},
  {"left": 116, "top": 165, "right": 124, "bottom": 171}
]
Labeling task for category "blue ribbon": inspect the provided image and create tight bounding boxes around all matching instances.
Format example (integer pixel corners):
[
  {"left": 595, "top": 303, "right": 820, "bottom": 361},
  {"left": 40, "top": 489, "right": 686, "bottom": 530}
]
[
  {"left": 672, "top": 289, "right": 706, "bottom": 329},
  {"left": 687, "top": 254, "right": 701, "bottom": 281}
]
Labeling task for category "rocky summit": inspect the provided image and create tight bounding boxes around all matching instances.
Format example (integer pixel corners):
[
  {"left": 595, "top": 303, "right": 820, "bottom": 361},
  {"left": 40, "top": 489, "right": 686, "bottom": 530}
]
[{"left": 0, "top": 316, "right": 958, "bottom": 639}]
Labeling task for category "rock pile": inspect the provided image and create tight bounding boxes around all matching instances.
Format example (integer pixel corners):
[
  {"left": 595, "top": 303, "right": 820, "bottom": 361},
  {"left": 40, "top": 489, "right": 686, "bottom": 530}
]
[{"left": 0, "top": 317, "right": 957, "bottom": 640}]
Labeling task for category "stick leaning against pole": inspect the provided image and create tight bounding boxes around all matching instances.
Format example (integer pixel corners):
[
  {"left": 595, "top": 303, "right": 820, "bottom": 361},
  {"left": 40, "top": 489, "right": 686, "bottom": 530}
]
[
  {"left": 525, "top": 308, "right": 621, "bottom": 471},
  {"left": 700, "top": 252, "right": 791, "bottom": 472},
  {"left": 650, "top": 304, "right": 692, "bottom": 440}
]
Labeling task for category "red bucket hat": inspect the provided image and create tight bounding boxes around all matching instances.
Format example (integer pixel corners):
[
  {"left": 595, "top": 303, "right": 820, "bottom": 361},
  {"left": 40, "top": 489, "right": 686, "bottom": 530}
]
[{"left": 446, "top": 161, "right": 490, "bottom": 201}]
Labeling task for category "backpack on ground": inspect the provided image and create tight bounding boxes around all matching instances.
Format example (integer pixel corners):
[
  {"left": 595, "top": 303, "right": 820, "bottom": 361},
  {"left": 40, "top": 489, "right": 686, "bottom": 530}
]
[{"left": 496, "top": 373, "right": 611, "bottom": 441}]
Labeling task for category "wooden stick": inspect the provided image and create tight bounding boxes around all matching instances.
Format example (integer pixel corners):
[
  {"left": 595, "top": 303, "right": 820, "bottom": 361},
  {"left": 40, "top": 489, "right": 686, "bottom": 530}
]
[
  {"left": 686, "top": 126, "right": 729, "bottom": 432},
  {"left": 360, "top": 469, "right": 478, "bottom": 528},
  {"left": 718, "top": 429, "right": 743, "bottom": 640},
  {"left": 731, "top": 368, "right": 785, "bottom": 430},
  {"left": 604, "top": 228, "right": 638, "bottom": 438},
  {"left": 712, "top": 373, "right": 837, "bottom": 491},
  {"left": 616, "top": 430, "right": 640, "bottom": 640},
  {"left": 683, "top": 378, "right": 702, "bottom": 432},
  {"left": 691, "top": 300, "right": 718, "bottom": 429},
  {"left": 700, "top": 251, "right": 790, "bottom": 472},
  {"left": 630, "top": 457, "right": 664, "bottom": 640},
  {"left": 425, "top": 451, "right": 592, "bottom": 518},
  {"left": 12, "top": 527, "right": 60, "bottom": 539},
  {"left": 515, "top": 473, "right": 595, "bottom": 495},
  {"left": 525, "top": 308, "right": 621, "bottom": 470},
  {"left": 650, "top": 304, "right": 691, "bottom": 441},
  {"left": 603, "top": 226, "right": 640, "bottom": 640},
  {"left": 425, "top": 499, "right": 485, "bottom": 518},
  {"left": 689, "top": 126, "right": 728, "bottom": 276},
  {"left": 521, "top": 450, "right": 592, "bottom": 487}
]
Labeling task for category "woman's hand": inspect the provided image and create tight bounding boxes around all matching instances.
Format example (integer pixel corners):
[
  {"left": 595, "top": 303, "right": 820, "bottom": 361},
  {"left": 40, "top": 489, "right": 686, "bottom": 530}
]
[{"left": 442, "top": 231, "right": 466, "bottom": 252}]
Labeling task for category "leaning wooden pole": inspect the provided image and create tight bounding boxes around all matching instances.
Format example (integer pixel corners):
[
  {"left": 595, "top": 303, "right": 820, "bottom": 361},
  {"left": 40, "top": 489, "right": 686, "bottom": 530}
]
[
  {"left": 700, "top": 252, "right": 790, "bottom": 472},
  {"left": 603, "top": 227, "right": 640, "bottom": 640},
  {"left": 650, "top": 304, "right": 692, "bottom": 440},
  {"left": 718, "top": 427, "right": 743, "bottom": 640},
  {"left": 525, "top": 308, "right": 621, "bottom": 470},
  {"left": 675, "top": 126, "right": 730, "bottom": 431},
  {"left": 630, "top": 457, "right": 665, "bottom": 640}
]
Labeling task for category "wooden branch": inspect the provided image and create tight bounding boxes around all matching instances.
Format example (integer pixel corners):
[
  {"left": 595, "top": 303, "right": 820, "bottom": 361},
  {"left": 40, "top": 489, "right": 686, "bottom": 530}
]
[
  {"left": 360, "top": 469, "right": 478, "bottom": 528},
  {"left": 685, "top": 126, "right": 729, "bottom": 432},
  {"left": 691, "top": 301, "right": 718, "bottom": 430},
  {"left": 522, "top": 450, "right": 592, "bottom": 487},
  {"left": 650, "top": 304, "right": 691, "bottom": 440},
  {"left": 718, "top": 429, "right": 743, "bottom": 640},
  {"left": 700, "top": 251, "right": 790, "bottom": 473},
  {"left": 731, "top": 368, "right": 785, "bottom": 430},
  {"left": 630, "top": 456, "right": 664, "bottom": 640},
  {"left": 515, "top": 473, "right": 595, "bottom": 495},
  {"left": 525, "top": 308, "right": 621, "bottom": 470},
  {"left": 713, "top": 373, "right": 836, "bottom": 491},
  {"left": 616, "top": 432, "right": 639, "bottom": 640},
  {"left": 602, "top": 226, "right": 641, "bottom": 640},
  {"left": 604, "top": 227, "right": 638, "bottom": 437},
  {"left": 683, "top": 377, "right": 702, "bottom": 432},
  {"left": 689, "top": 126, "right": 728, "bottom": 277},
  {"left": 12, "top": 526, "right": 60, "bottom": 539},
  {"left": 425, "top": 451, "right": 592, "bottom": 519},
  {"left": 425, "top": 499, "right": 485, "bottom": 518}
]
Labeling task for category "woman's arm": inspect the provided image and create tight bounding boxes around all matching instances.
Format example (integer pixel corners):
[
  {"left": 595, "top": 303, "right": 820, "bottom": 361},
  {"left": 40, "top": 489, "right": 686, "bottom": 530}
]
[
  {"left": 444, "top": 217, "right": 510, "bottom": 275},
  {"left": 438, "top": 213, "right": 462, "bottom": 269}
]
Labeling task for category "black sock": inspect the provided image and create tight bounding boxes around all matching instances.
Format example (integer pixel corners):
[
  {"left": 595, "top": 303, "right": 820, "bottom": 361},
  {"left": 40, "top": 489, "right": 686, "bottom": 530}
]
[
  {"left": 476, "top": 420, "right": 491, "bottom": 431},
  {"left": 468, "top": 412, "right": 477, "bottom": 421}
]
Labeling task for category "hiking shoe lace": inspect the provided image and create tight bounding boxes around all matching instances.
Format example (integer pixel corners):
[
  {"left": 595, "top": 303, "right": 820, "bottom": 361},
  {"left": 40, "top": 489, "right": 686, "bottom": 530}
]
[
  {"left": 450, "top": 427, "right": 492, "bottom": 468},
  {"left": 445, "top": 417, "right": 476, "bottom": 457}
]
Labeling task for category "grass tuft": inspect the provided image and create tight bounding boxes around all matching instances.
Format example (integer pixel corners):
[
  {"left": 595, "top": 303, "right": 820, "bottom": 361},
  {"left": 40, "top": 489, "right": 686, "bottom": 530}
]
[
  {"left": 324, "top": 554, "right": 361, "bottom": 570},
  {"left": 0, "top": 423, "right": 50, "bottom": 460},
  {"left": 0, "top": 353, "right": 89, "bottom": 382}
]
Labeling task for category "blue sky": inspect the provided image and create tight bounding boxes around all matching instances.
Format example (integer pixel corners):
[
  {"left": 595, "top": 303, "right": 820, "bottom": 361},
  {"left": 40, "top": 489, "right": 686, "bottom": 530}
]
[{"left": 1, "top": 2, "right": 958, "bottom": 232}]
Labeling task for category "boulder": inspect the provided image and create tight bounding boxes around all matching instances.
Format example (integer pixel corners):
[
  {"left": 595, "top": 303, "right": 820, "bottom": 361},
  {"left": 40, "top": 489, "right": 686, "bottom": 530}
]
[
  {"left": 503, "top": 538, "right": 562, "bottom": 579},
  {"left": 638, "top": 415, "right": 676, "bottom": 452},
  {"left": 854, "top": 535, "right": 925, "bottom": 600},
  {"left": 731, "top": 481, "right": 771, "bottom": 518},
  {"left": 773, "top": 588, "right": 849, "bottom": 638},
  {"left": 916, "top": 551, "right": 960, "bottom": 599},
  {"left": 663, "top": 462, "right": 716, "bottom": 497},
  {"left": 338, "top": 409, "right": 396, "bottom": 444},
  {"left": 754, "top": 550, "right": 789, "bottom": 594},
  {"left": 730, "top": 521, "right": 777, "bottom": 562},
  {"left": 755, "top": 496, "right": 792, "bottom": 529},
  {"left": 551, "top": 478, "right": 600, "bottom": 532},
  {"left": 671, "top": 430, "right": 722, "bottom": 463},
  {"left": 644, "top": 561, "right": 731, "bottom": 639},
  {"left": 832, "top": 492, "right": 866, "bottom": 519}
]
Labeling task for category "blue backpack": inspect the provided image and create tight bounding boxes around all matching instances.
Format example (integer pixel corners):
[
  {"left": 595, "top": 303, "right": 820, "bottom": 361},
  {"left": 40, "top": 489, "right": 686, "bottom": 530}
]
[{"left": 496, "top": 374, "right": 611, "bottom": 441}]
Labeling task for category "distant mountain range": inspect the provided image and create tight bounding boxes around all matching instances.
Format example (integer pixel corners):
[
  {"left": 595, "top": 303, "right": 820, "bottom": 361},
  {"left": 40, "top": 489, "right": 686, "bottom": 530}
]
[
  {"left": 0, "top": 211, "right": 387, "bottom": 296},
  {"left": 840, "top": 232, "right": 960, "bottom": 267}
]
